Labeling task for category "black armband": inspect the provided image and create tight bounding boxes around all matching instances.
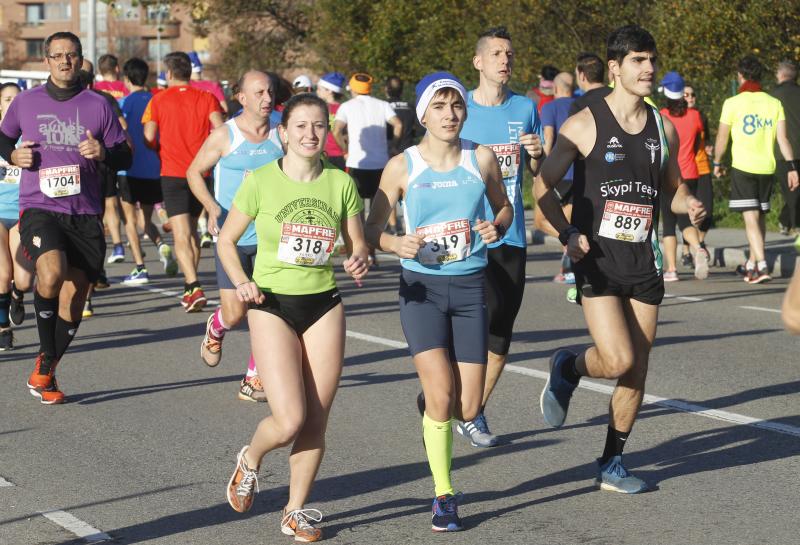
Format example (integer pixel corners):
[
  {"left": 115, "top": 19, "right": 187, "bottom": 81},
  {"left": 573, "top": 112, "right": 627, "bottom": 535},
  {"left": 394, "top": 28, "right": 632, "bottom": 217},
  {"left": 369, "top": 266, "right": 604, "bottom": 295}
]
[
  {"left": 558, "top": 226, "right": 580, "bottom": 246},
  {"left": 104, "top": 140, "right": 132, "bottom": 172},
  {"left": 0, "top": 131, "right": 17, "bottom": 163},
  {"left": 788, "top": 159, "right": 800, "bottom": 172},
  {"left": 493, "top": 220, "right": 507, "bottom": 238}
]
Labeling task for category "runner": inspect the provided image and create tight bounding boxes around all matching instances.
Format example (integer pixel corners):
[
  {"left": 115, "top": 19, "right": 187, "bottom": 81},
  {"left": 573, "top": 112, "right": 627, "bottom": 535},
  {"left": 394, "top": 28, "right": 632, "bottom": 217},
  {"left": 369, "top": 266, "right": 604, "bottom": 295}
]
[
  {"left": 143, "top": 51, "right": 224, "bottom": 311},
  {"left": 537, "top": 25, "right": 705, "bottom": 492},
  {"left": 188, "top": 51, "right": 228, "bottom": 114},
  {"left": 94, "top": 54, "right": 129, "bottom": 100},
  {"left": 222, "top": 93, "right": 368, "bottom": 542},
  {"left": 117, "top": 57, "right": 178, "bottom": 285},
  {"left": 315, "top": 72, "right": 346, "bottom": 170},
  {"left": 187, "top": 70, "right": 283, "bottom": 403},
  {"left": 0, "top": 31, "right": 131, "bottom": 403},
  {"left": 365, "top": 72, "right": 511, "bottom": 531},
  {"left": 772, "top": 60, "right": 800, "bottom": 247},
  {"left": 713, "top": 55, "right": 798, "bottom": 284},
  {"left": 0, "top": 82, "right": 29, "bottom": 349},
  {"left": 458, "top": 26, "right": 544, "bottom": 447},
  {"left": 658, "top": 71, "right": 709, "bottom": 281}
]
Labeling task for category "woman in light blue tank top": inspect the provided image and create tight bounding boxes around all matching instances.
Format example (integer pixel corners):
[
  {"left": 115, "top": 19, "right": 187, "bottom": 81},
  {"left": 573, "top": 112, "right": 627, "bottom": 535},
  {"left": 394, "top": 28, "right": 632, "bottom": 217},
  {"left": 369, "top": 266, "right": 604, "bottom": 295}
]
[{"left": 365, "top": 72, "right": 512, "bottom": 532}]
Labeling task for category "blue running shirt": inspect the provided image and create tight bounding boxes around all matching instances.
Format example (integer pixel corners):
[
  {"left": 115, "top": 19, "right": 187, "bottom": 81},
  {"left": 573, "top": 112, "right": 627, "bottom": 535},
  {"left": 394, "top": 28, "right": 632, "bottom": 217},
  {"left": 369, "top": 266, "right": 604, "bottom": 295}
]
[
  {"left": 461, "top": 91, "right": 541, "bottom": 248},
  {"left": 215, "top": 118, "right": 283, "bottom": 246}
]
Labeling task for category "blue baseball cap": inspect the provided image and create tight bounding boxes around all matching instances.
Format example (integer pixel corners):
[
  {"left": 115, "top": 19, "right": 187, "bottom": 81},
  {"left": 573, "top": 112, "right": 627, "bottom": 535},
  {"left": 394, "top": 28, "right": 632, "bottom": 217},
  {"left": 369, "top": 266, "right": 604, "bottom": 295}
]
[
  {"left": 188, "top": 51, "right": 203, "bottom": 73},
  {"left": 318, "top": 72, "right": 345, "bottom": 93},
  {"left": 659, "top": 71, "right": 685, "bottom": 100}
]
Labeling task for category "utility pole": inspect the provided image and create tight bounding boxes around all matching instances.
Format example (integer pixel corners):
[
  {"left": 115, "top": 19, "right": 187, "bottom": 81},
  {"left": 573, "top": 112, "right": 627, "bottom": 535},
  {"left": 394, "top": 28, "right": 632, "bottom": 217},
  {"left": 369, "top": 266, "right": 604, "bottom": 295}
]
[{"left": 87, "top": 0, "right": 97, "bottom": 65}]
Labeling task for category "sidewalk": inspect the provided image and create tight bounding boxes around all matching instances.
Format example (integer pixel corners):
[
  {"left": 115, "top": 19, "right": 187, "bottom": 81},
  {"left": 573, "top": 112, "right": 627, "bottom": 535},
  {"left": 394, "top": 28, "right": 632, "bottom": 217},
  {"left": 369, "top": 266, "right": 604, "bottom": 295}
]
[{"left": 524, "top": 216, "right": 800, "bottom": 278}]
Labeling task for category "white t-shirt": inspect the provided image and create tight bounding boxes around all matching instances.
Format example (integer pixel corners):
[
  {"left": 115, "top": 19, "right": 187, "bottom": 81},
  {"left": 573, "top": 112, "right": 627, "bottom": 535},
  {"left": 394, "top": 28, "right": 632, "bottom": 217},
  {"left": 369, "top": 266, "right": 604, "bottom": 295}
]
[{"left": 335, "top": 94, "right": 397, "bottom": 169}]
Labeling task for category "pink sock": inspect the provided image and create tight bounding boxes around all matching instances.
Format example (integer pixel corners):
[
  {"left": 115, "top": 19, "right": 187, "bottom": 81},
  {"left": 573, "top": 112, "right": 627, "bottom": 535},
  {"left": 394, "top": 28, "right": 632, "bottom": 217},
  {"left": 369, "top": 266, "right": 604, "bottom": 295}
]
[
  {"left": 246, "top": 354, "right": 258, "bottom": 378},
  {"left": 210, "top": 307, "right": 228, "bottom": 339}
]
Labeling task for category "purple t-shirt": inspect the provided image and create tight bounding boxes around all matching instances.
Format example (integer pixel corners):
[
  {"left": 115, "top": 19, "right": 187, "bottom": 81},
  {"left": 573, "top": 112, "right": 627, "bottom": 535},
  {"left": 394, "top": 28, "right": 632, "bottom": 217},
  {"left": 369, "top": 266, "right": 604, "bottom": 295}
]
[{"left": 0, "top": 85, "right": 126, "bottom": 215}]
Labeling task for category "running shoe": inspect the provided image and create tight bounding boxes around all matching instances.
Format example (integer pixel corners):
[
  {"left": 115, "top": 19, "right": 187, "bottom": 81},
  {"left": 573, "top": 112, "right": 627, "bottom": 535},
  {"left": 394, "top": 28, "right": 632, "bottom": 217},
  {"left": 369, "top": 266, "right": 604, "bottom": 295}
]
[
  {"left": 552, "top": 272, "right": 569, "bottom": 284},
  {"left": 540, "top": 349, "right": 578, "bottom": 428},
  {"left": 693, "top": 247, "right": 710, "bottom": 280},
  {"left": 281, "top": 508, "right": 323, "bottom": 542},
  {"left": 82, "top": 299, "right": 94, "bottom": 318},
  {"left": 122, "top": 267, "right": 150, "bottom": 285},
  {"left": 158, "top": 243, "right": 179, "bottom": 276},
  {"left": 457, "top": 413, "right": 499, "bottom": 447},
  {"left": 238, "top": 376, "right": 267, "bottom": 402},
  {"left": 226, "top": 445, "right": 259, "bottom": 513},
  {"left": 780, "top": 223, "right": 789, "bottom": 236},
  {"left": 680, "top": 253, "right": 694, "bottom": 268},
  {"left": 95, "top": 271, "right": 110, "bottom": 290},
  {"left": 201, "top": 314, "right": 222, "bottom": 366},
  {"left": 566, "top": 287, "right": 578, "bottom": 304},
  {"left": 182, "top": 287, "right": 207, "bottom": 313},
  {"left": 596, "top": 456, "right": 648, "bottom": 494},
  {"left": 27, "top": 353, "right": 65, "bottom": 405},
  {"left": 107, "top": 243, "right": 125, "bottom": 264},
  {"left": 200, "top": 232, "right": 213, "bottom": 248},
  {"left": 9, "top": 289, "right": 24, "bottom": 326},
  {"left": 663, "top": 270, "right": 679, "bottom": 282},
  {"left": 749, "top": 266, "right": 771, "bottom": 284},
  {"left": 431, "top": 494, "right": 463, "bottom": 532},
  {"left": 0, "top": 328, "right": 13, "bottom": 351}
]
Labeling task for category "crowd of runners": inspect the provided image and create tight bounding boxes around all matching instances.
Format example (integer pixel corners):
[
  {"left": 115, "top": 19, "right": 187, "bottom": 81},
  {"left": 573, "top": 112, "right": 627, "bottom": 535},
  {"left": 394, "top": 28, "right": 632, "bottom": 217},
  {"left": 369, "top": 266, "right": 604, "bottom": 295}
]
[{"left": 1, "top": 23, "right": 799, "bottom": 541}]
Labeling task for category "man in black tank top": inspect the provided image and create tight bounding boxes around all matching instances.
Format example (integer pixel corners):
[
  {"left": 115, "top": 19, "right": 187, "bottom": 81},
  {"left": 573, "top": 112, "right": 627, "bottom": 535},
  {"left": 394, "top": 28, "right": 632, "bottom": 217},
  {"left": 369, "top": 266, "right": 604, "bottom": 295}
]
[{"left": 535, "top": 25, "right": 706, "bottom": 493}]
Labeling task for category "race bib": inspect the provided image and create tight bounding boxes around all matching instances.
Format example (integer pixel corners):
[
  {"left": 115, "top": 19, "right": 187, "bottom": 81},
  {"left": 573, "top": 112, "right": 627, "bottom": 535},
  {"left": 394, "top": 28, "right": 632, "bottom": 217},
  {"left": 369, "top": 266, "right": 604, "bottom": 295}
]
[
  {"left": 487, "top": 143, "right": 520, "bottom": 181},
  {"left": 416, "top": 219, "right": 471, "bottom": 265},
  {"left": 277, "top": 222, "right": 336, "bottom": 266},
  {"left": 0, "top": 162, "right": 20, "bottom": 184},
  {"left": 598, "top": 200, "right": 652, "bottom": 243},
  {"left": 39, "top": 165, "right": 80, "bottom": 198}
]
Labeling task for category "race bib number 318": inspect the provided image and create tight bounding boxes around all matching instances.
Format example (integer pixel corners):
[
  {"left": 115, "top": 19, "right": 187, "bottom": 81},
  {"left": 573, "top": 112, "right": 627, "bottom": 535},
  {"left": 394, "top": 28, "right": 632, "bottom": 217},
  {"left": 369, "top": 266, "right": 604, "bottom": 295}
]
[
  {"left": 278, "top": 222, "right": 336, "bottom": 266},
  {"left": 598, "top": 200, "right": 652, "bottom": 243},
  {"left": 40, "top": 165, "right": 80, "bottom": 198},
  {"left": 416, "top": 219, "right": 471, "bottom": 265}
]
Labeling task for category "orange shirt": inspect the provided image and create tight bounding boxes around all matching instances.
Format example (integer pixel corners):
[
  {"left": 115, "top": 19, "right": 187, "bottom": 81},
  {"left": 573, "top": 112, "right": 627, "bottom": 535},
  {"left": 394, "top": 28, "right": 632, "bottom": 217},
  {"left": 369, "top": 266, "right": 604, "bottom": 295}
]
[
  {"left": 142, "top": 85, "right": 221, "bottom": 177},
  {"left": 661, "top": 107, "right": 703, "bottom": 180}
]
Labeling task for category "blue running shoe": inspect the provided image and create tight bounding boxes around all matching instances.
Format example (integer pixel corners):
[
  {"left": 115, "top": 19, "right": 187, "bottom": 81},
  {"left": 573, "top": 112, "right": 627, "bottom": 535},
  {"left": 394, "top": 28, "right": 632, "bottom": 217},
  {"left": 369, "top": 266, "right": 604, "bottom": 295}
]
[
  {"left": 431, "top": 494, "right": 462, "bottom": 532},
  {"left": 107, "top": 244, "right": 125, "bottom": 264},
  {"left": 540, "top": 349, "right": 578, "bottom": 428},
  {"left": 596, "top": 456, "right": 648, "bottom": 493},
  {"left": 457, "top": 413, "right": 498, "bottom": 448},
  {"left": 122, "top": 267, "right": 150, "bottom": 285}
]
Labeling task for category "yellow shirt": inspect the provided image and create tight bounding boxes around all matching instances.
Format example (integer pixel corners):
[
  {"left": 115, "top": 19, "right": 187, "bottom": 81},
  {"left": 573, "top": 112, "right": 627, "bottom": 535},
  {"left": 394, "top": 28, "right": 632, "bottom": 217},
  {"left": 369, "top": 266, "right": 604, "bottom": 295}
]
[{"left": 720, "top": 91, "right": 785, "bottom": 175}]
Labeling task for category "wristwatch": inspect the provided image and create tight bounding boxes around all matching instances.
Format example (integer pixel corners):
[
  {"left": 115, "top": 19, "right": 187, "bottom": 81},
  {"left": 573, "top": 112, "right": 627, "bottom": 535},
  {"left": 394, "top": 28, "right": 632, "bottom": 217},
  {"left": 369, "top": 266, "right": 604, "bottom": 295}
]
[{"left": 558, "top": 226, "right": 580, "bottom": 246}]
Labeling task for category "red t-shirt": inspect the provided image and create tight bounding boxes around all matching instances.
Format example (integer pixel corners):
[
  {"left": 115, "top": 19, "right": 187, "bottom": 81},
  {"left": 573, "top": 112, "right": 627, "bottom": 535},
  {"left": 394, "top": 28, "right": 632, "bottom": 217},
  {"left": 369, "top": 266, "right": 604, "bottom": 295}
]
[
  {"left": 660, "top": 107, "right": 703, "bottom": 180},
  {"left": 324, "top": 102, "right": 344, "bottom": 158},
  {"left": 142, "top": 85, "right": 222, "bottom": 177},
  {"left": 190, "top": 79, "right": 226, "bottom": 107},
  {"left": 95, "top": 80, "right": 129, "bottom": 100}
]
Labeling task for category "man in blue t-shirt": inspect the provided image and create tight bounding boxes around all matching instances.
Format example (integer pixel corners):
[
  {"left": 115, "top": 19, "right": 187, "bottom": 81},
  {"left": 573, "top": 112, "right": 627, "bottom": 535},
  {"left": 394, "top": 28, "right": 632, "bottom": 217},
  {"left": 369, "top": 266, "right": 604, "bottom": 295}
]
[
  {"left": 457, "top": 26, "right": 544, "bottom": 447},
  {"left": 117, "top": 57, "right": 177, "bottom": 284}
]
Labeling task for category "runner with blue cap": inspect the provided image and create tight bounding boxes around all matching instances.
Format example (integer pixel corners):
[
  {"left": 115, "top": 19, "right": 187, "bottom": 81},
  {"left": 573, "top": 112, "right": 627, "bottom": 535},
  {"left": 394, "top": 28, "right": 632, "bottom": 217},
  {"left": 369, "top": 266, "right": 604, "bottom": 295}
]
[{"left": 366, "top": 71, "right": 512, "bottom": 532}]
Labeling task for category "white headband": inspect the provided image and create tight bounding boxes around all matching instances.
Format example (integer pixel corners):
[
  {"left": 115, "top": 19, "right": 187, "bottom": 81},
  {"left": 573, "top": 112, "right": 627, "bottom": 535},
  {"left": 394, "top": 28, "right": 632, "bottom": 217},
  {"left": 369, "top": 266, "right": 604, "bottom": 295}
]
[
  {"left": 318, "top": 79, "right": 342, "bottom": 94},
  {"left": 415, "top": 78, "right": 467, "bottom": 123}
]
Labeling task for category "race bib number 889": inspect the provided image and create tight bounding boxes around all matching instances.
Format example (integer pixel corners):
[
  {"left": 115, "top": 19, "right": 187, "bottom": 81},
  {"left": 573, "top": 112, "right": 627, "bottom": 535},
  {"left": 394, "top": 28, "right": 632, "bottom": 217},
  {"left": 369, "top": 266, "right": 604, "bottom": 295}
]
[
  {"left": 278, "top": 222, "right": 336, "bottom": 266},
  {"left": 598, "top": 200, "right": 652, "bottom": 243}
]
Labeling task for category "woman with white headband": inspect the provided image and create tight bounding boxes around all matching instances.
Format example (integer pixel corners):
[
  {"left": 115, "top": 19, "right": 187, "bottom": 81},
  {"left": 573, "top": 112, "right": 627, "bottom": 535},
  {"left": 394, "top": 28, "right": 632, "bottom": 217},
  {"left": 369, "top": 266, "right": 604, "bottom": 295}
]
[{"left": 366, "top": 72, "right": 512, "bottom": 532}]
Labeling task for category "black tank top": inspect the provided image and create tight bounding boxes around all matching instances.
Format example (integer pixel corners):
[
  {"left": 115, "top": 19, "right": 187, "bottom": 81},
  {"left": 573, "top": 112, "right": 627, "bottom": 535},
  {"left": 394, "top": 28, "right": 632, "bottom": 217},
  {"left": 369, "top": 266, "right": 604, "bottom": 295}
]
[{"left": 572, "top": 99, "right": 666, "bottom": 284}]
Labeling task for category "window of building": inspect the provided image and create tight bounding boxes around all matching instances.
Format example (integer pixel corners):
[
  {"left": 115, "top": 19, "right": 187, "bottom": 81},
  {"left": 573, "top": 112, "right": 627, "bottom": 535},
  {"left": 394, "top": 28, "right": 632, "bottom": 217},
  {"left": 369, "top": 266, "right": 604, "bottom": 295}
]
[
  {"left": 45, "top": 1, "right": 72, "bottom": 21},
  {"left": 25, "top": 3, "right": 45, "bottom": 24},
  {"left": 80, "top": 1, "right": 108, "bottom": 33},
  {"left": 145, "top": 3, "right": 170, "bottom": 24},
  {"left": 26, "top": 39, "right": 44, "bottom": 59},
  {"left": 147, "top": 39, "right": 171, "bottom": 61}
]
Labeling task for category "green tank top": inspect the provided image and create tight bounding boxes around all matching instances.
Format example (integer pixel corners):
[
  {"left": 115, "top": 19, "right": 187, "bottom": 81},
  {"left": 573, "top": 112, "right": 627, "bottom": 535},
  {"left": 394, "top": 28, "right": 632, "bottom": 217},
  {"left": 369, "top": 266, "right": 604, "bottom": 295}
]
[{"left": 233, "top": 159, "right": 363, "bottom": 295}]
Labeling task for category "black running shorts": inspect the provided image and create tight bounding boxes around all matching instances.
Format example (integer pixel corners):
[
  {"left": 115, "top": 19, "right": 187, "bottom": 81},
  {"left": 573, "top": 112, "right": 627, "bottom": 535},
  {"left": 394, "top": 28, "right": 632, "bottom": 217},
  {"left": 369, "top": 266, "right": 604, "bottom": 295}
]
[
  {"left": 575, "top": 268, "right": 664, "bottom": 306},
  {"left": 19, "top": 208, "right": 105, "bottom": 283},
  {"left": 249, "top": 288, "right": 342, "bottom": 334},
  {"left": 348, "top": 168, "right": 382, "bottom": 200},
  {"left": 729, "top": 168, "right": 774, "bottom": 212},
  {"left": 118, "top": 175, "right": 164, "bottom": 206},
  {"left": 485, "top": 244, "right": 526, "bottom": 355},
  {"left": 161, "top": 176, "right": 210, "bottom": 217}
]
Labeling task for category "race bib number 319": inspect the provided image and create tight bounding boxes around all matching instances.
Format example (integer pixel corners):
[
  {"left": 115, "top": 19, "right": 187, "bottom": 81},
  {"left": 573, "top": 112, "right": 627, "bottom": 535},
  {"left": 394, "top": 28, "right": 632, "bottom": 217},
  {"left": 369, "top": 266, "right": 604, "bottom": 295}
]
[
  {"left": 40, "top": 165, "right": 80, "bottom": 198},
  {"left": 278, "top": 222, "right": 336, "bottom": 266},
  {"left": 416, "top": 219, "right": 471, "bottom": 265},
  {"left": 598, "top": 200, "right": 652, "bottom": 243}
]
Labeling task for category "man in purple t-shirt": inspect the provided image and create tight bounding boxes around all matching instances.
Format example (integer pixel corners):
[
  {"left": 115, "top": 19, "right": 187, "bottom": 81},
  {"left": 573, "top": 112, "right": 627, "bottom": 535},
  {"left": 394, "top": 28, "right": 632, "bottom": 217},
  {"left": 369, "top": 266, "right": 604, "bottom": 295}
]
[{"left": 0, "top": 32, "right": 131, "bottom": 405}]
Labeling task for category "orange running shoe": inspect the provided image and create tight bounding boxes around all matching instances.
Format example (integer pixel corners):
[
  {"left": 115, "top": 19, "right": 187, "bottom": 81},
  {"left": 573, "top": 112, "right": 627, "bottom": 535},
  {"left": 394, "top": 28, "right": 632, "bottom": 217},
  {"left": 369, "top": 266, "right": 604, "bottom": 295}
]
[
  {"left": 226, "top": 446, "right": 259, "bottom": 513},
  {"left": 183, "top": 287, "right": 207, "bottom": 313},
  {"left": 27, "top": 354, "right": 65, "bottom": 405},
  {"left": 281, "top": 508, "right": 323, "bottom": 542}
]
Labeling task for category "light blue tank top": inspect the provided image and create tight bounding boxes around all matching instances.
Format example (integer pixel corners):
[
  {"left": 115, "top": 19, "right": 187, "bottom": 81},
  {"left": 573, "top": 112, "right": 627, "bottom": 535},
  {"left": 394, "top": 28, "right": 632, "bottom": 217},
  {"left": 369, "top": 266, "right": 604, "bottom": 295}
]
[
  {"left": 401, "top": 140, "right": 488, "bottom": 275},
  {"left": 0, "top": 143, "right": 21, "bottom": 220},
  {"left": 215, "top": 118, "right": 283, "bottom": 246}
]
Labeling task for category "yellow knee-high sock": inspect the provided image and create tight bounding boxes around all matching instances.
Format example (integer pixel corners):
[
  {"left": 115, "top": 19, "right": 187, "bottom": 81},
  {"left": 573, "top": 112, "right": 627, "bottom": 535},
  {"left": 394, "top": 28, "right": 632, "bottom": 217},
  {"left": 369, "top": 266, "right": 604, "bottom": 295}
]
[{"left": 422, "top": 413, "right": 454, "bottom": 497}]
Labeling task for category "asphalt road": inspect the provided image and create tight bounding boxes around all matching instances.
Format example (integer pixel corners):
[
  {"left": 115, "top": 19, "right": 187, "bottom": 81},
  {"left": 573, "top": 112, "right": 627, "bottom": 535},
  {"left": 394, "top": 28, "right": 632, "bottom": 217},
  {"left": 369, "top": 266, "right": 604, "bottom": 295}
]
[{"left": 1, "top": 242, "right": 798, "bottom": 545}]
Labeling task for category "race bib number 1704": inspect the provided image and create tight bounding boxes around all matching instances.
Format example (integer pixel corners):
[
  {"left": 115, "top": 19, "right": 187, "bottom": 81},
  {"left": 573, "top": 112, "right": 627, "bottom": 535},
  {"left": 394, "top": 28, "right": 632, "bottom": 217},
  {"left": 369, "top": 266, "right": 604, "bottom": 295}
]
[{"left": 39, "top": 165, "right": 80, "bottom": 198}]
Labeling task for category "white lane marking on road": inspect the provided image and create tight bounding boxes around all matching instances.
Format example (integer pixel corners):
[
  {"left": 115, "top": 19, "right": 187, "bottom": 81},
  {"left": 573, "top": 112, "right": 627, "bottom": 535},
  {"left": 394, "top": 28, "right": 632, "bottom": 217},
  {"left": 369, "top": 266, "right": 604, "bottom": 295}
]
[
  {"left": 345, "top": 330, "right": 800, "bottom": 438},
  {"left": 40, "top": 510, "right": 110, "bottom": 543},
  {"left": 663, "top": 293, "right": 705, "bottom": 302},
  {"left": 739, "top": 305, "right": 782, "bottom": 314},
  {"left": 0, "top": 476, "right": 13, "bottom": 487}
]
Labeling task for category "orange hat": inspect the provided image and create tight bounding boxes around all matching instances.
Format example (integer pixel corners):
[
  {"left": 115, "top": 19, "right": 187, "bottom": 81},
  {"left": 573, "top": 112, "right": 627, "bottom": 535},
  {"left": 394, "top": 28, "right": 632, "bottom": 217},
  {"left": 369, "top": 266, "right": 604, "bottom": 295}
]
[{"left": 349, "top": 73, "right": 373, "bottom": 95}]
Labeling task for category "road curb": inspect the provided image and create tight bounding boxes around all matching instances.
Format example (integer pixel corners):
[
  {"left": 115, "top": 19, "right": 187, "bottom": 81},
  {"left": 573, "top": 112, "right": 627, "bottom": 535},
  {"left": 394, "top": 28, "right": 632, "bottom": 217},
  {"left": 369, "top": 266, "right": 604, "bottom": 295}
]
[{"left": 525, "top": 228, "right": 799, "bottom": 278}]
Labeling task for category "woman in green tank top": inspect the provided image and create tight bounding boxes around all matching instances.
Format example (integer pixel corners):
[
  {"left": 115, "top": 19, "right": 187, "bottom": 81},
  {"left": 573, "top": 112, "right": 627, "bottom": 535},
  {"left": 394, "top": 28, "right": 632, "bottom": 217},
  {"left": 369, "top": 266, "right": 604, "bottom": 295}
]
[{"left": 217, "top": 94, "right": 369, "bottom": 542}]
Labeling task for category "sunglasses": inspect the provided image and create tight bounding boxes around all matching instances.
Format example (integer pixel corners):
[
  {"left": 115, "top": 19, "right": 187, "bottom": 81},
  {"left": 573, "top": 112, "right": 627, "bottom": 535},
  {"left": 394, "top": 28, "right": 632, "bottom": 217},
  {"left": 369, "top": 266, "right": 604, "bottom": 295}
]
[{"left": 684, "top": 92, "right": 696, "bottom": 97}]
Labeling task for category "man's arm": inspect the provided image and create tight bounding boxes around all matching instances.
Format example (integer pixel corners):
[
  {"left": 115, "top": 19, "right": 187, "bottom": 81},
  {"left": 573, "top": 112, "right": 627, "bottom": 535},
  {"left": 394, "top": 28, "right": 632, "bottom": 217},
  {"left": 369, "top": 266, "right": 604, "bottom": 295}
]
[
  {"left": 543, "top": 126, "right": 555, "bottom": 156},
  {"left": 209, "top": 110, "right": 224, "bottom": 129},
  {"left": 187, "top": 126, "right": 229, "bottom": 234},
  {"left": 143, "top": 121, "right": 159, "bottom": 150},
  {"left": 713, "top": 122, "right": 731, "bottom": 178},
  {"left": 388, "top": 115, "right": 403, "bottom": 140},
  {"left": 333, "top": 120, "right": 348, "bottom": 155},
  {"left": 776, "top": 119, "right": 799, "bottom": 191}
]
